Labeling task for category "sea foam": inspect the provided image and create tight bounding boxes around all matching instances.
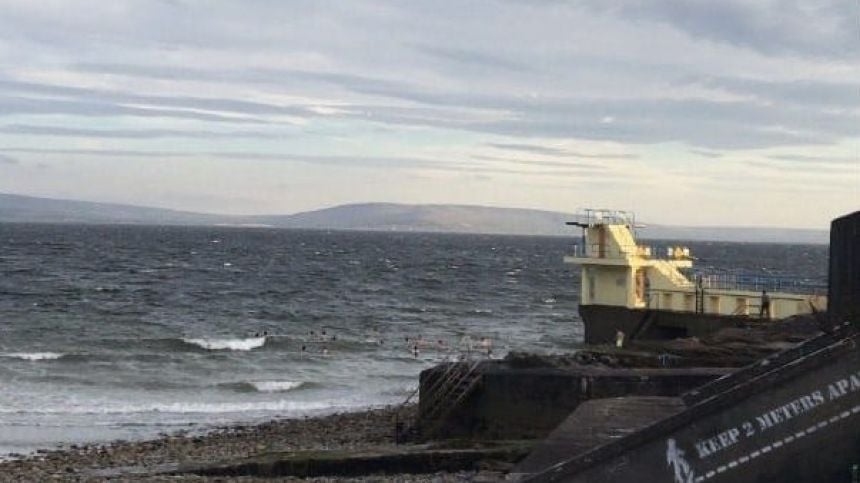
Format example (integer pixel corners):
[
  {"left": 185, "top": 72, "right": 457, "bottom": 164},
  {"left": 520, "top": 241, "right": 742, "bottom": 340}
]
[
  {"left": 2, "top": 352, "right": 64, "bottom": 361},
  {"left": 182, "top": 337, "right": 266, "bottom": 351},
  {"left": 250, "top": 380, "right": 304, "bottom": 393},
  {"left": 0, "top": 399, "right": 339, "bottom": 415}
]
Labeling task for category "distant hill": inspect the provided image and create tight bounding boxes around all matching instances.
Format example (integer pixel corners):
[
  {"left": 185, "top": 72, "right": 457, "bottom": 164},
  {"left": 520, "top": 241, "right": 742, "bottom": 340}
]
[
  {"left": 0, "top": 193, "right": 829, "bottom": 244},
  {"left": 254, "top": 203, "right": 574, "bottom": 235},
  {"left": 0, "top": 193, "right": 223, "bottom": 225}
]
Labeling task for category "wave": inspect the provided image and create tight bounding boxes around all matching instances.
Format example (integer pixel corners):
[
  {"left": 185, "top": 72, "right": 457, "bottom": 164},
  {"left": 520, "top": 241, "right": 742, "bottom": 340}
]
[
  {"left": 251, "top": 380, "right": 305, "bottom": 392},
  {"left": 220, "top": 380, "right": 306, "bottom": 393},
  {"left": 0, "top": 399, "right": 343, "bottom": 415},
  {"left": 181, "top": 337, "right": 266, "bottom": 351},
  {"left": 1, "top": 352, "right": 64, "bottom": 361}
]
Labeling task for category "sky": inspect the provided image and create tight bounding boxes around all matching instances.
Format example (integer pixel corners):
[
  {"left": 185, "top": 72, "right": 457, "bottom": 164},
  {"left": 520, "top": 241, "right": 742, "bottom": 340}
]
[{"left": 0, "top": 0, "right": 857, "bottom": 229}]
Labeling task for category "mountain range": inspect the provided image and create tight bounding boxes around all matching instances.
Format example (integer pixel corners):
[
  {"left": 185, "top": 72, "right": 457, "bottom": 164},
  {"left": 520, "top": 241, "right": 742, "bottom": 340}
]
[{"left": 0, "top": 193, "right": 828, "bottom": 244}]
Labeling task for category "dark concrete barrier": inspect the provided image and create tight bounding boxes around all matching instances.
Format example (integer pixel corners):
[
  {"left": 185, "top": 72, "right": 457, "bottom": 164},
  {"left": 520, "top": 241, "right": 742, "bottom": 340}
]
[
  {"left": 175, "top": 444, "right": 533, "bottom": 478},
  {"left": 420, "top": 362, "right": 729, "bottom": 440},
  {"left": 525, "top": 329, "right": 860, "bottom": 482},
  {"left": 830, "top": 211, "right": 860, "bottom": 326}
]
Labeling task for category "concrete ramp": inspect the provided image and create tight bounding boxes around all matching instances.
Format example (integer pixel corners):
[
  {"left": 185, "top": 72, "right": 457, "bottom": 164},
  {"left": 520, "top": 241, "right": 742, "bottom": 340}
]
[
  {"left": 524, "top": 328, "right": 860, "bottom": 482},
  {"left": 513, "top": 397, "right": 684, "bottom": 477}
]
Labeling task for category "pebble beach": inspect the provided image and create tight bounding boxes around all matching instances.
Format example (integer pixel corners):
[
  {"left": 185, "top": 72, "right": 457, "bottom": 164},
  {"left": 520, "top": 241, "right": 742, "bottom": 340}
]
[{"left": 0, "top": 405, "right": 505, "bottom": 482}]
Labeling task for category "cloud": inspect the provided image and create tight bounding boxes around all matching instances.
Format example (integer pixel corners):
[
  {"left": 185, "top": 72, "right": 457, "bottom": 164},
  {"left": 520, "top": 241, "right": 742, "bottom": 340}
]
[
  {"left": 0, "top": 153, "right": 19, "bottom": 165},
  {"left": 470, "top": 154, "right": 604, "bottom": 171},
  {"left": 2, "top": 146, "right": 625, "bottom": 181},
  {"left": 486, "top": 143, "right": 568, "bottom": 157},
  {"left": 5, "top": 70, "right": 855, "bottom": 151},
  {"left": 689, "top": 149, "right": 724, "bottom": 159},
  {"left": 70, "top": 63, "right": 419, "bottom": 106},
  {"left": 487, "top": 142, "right": 639, "bottom": 159},
  {"left": 411, "top": 44, "right": 528, "bottom": 72},
  {"left": 0, "top": 95, "right": 272, "bottom": 124},
  {"left": 463, "top": 98, "right": 856, "bottom": 149},
  {"left": 766, "top": 154, "right": 860, "bottom": 166},
  {"left": 1, "top": 147, "right": 458, "bottom": 171},
  {"left": 690, "top": 76, "right": 860, "bottom": 109},
  {"left": 748, "top": 159, "right": 858, "bottom": 174},
  {"left": 580, "top": 0, "right": 856, "bottom": 59},
  {"left": 0, "top": 124, "right": 282, "bottom": 139},
  {"left": 0, "top": 79, "right": 309, "bottom": 122},
  {"left": 0, "top": 1, "right": 856, "bottom": 224}
]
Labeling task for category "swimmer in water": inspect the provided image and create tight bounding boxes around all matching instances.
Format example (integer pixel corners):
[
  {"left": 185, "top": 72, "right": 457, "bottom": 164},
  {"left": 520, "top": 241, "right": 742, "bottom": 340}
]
[{"left": 480, "top": 337, "right": 493, "bottom": 357}]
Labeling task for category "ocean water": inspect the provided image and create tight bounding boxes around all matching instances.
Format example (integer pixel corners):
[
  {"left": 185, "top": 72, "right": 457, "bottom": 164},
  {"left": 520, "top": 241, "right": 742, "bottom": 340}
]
[{"left": 0, "top": 224, "right": 828, "bottom": 455}]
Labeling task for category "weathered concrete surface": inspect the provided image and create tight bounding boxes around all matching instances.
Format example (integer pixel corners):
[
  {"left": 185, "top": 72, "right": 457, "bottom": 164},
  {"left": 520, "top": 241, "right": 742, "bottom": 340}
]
[
  {"left": 504, "top": 314, "right": 822, "bottom": 372},
  {"left": 580, "top": 304, "right": 750, "bottom": 344},
  {"left": 420, "top": 362, "right": 730, "bottom": 440},
  {"left": 418, "top": 316, "right": 820, "bottom": 441},
  {"left": 512, "top": 397, "right": 685, "bottom": 477},
  {"left": 526, "top": 328, "right": 860, "bottom": 482},
  {"left": 167, "top": 442, "right": 533, "bottom": 478}
]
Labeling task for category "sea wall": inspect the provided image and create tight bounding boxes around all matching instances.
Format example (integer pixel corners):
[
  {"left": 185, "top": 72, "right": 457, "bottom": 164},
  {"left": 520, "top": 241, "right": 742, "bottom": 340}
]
[{"left": 419, "top": 362, "right": 729, "bottom": 440}]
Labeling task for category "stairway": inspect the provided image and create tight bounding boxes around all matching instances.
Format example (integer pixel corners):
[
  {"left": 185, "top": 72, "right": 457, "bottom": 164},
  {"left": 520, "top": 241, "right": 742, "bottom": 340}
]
[{"left": 416, "top": 359, "right": 484, "bottom": 439}]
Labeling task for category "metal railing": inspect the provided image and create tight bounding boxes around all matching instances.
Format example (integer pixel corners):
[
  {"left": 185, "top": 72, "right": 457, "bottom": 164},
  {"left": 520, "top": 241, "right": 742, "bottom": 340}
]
[
  {"left": 571, "top": 208, "right": 636, "bottom": 227},
  {"left": 393, "top": 354, "right": 485, "bottom": 443},
  {"left": 569, "top": 243, "right": 692, "bottom": 261},
  {"left": 416, "top": 358, "right": 483, "bottom": 440},
  {"left": 695, "top": 272, "right": 827, "bottom": 295},
  {"left": 569, "top": 243, "right": 654, "bottom": 260}
]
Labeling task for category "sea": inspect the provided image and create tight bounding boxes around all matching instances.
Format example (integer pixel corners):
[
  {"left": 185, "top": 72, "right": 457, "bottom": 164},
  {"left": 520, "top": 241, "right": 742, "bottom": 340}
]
[{"left": 0, "top": 223, "right": 829, "bottom": 456}]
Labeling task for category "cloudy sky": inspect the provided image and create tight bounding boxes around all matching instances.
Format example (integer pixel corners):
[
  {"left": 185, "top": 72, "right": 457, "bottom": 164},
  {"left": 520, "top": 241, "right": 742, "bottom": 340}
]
[{"left": 0, "top": 1, "right": 856, "bottom": 228}]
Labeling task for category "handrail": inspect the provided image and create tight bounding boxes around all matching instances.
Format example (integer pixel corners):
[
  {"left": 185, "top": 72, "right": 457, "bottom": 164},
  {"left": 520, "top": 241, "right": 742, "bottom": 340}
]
[
  {"left": 420, "top": 356, "right": 469, "bottom": 406},
  {"left": 423, "top": 360, "right": 480, "bottom": 418},
  {"left": 696, "top": 271, "right": 827, "bottom": 295},
  {"left": 651, "top": 259, "right": 694, "bottom": 287},
  {"left": 421, "top": 359, "right": 482, "bottom": 420},
  {"left": 393, "top": 353, "right": 460, "bottom": 443},
  {"left": 418, "top": 359, "right": 484, "bottom": 439},
  {"left": 571, "top": 209, "right": 635, "bottom": 227},
  {"left": 568, "top": 243, "right": 691, "bottom": 261}
]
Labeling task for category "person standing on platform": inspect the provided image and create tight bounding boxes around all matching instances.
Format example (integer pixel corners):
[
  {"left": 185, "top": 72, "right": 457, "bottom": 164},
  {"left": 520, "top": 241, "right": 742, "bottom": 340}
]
[{"left": 759, "top": 290, "right": 771, "bottom": 319}]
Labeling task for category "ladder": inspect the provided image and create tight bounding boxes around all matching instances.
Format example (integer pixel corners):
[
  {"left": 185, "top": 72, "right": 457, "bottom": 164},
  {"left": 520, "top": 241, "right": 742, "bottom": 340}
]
[{"left": 694, "top": 275, "right": 705, "bottom": 313}]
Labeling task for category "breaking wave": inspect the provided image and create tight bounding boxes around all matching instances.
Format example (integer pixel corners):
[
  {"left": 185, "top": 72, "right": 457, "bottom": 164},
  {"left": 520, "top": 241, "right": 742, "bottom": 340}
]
[
  {"left": 0, "top": 399, "right": 340, "bottom": 415},
  {"left": 181, "top": 337, "right": 266, "bottom": 351},
  {"left": 1, "top": 352, "right": 65, "bottom": 361},
  {"left": 220, "top": 380, "right": 307, "bottom": 393}
]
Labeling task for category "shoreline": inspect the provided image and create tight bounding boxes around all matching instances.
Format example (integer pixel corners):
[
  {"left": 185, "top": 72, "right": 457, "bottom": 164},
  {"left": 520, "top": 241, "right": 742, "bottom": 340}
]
[{"left": 0, "top": 404, "right": 500, "bottom": 481}]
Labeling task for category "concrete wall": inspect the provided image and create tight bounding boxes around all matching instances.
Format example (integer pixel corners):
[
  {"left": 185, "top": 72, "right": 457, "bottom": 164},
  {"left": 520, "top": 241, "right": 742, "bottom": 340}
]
[
  {"left": 420, "top": 362, "right": 726, "bottom": 440},
  {"left": 586, "top": 265, "right": 630, "bottom": 307}
]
